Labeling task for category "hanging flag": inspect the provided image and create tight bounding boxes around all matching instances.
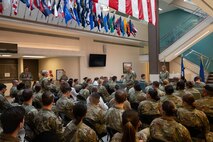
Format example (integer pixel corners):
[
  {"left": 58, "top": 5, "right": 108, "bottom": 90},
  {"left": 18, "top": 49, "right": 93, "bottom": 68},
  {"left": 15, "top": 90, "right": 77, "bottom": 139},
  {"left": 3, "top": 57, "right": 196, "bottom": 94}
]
[
  {"left": 89, "top": 12, "right": 94, "bottom": 30},
  {"left": 73, "top": 2, "right": 80, "bottom": 25},
  {"left": 181, "top": 56, "right": 185, "bottom": 80},
  {"left": 123, "top": 18, "right": 127, "bottom": 32},
  {"left": 103, "top": 15, "right": 108, "bottom": 32},
  {"left": 126, "top": 22, "right": 130, "bottom": 37},
  {"left": 12, "top": 0, "right": 18, "bottom": 15},
  {"left": 120, "top": 18, "right": 125, "bottom": 36},
  {"left": 57, "top": 0, "right": 64, "bottom": 18},
  {"left": 40, "top": 0, "right": 52, "bottom": 16},
  {"left": 33, "top": 0, "right": 41, "bottom": 9},
  {"left": 63, "top": 0, "right": 72, "bottom": 24},
  {"left": 106, "top": 13, "right": 110, "bottom": 30},
  {"left": 93, "top": 0, "right": 157, "bottom": 26},
  {"left": 115, "top": 17, "right": 121, "bottom": 36},
  {"left": 0, "top": 0, "right": 3, "bottom": 13},
  {"left": 131, "top": 23, "right": 137, "bottom": 37},
  {"left": 199, "top": 57, "right": 205, "bottom": 82}
]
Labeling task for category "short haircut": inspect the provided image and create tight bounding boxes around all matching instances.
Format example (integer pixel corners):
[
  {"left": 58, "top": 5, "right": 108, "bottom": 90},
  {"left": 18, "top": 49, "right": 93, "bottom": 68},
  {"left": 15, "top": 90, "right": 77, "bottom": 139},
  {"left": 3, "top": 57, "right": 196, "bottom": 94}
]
[
  {"left": 90, "top": 92, "right": 100, "bottom": 100},
  {"left": 165, "top": 85, "right": 174, "bottom": 95},
  {"left": 186, "top": 81, "right": 194, "bottom": 88},
  {"left": 0, "top": 83, "right": 6, "bottom": 91},
  {"left": 112, "top": 76, "right": 117, "bottom": 82},
  {"left": 74, "top": 79, "right": 78, "bottom": 83},
  {"left": 17, "top": 82, "right": 25, "bottom": 90},
  {"left": 60, "top": 82, "right": 71, "bottom": 94},
  {"left": 42, "top": 91, "right": 54, "bottom": 106},
  {"left": 115, "top": 90, "right": 127, "bottom": 104},
  {"left": 22, "top": 89, "right": 33, "bottom": 102},
  {"left": 73, "top": 102, "right": 87, "bottom": 119},
  {"left": 153, "top": 81, "right": 159, "bottom": 88},
  {"left": 162, "top": 101, "right": 176, "bottom": 116},
  {"left": 148, "top": 88, "right": 160, "bottom": 101},
  {"left": 1, "top": 106, "right": 25, "bottom": 133},
  {"left": 176, "top": 80, "right": 185, "bottom": 90},
  {"left": 194, "top": 76, "right": 201, "bottom": 82},
  {"left": 35, "top": 84, "right": 41, "bottom": 93},
  {"left": 182, "top": 93, "right": 195, "bottom": 106},
  {"left": 134, "top": 83, "right": 141, "bottom": 91},
  {"left": 141, "top": 74, "right": 145, "bottom": 78}
]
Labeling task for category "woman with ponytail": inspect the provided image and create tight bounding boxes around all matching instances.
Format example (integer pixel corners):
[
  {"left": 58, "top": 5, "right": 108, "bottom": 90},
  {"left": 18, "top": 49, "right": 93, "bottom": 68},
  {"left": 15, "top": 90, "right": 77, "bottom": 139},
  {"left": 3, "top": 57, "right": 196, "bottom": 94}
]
[
  {"left": 111, "top": 110, "right": 147, "bottom": 142},
  {"left": 150, "top": 101, "right": 192, "bottom": 142},
  {"left": 177, "top": 93, "right": 210, "bottom": 141}
]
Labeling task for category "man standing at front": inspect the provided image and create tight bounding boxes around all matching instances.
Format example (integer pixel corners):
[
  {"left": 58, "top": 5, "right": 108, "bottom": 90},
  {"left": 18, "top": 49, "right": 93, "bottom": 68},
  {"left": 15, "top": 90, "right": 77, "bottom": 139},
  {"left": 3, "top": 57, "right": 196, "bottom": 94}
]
[
  {"left": 20, "top": 67, "right": 33, "bottom": 88},
  {"left": 124, "top": 66, "right": 137, "bottom": 91}
]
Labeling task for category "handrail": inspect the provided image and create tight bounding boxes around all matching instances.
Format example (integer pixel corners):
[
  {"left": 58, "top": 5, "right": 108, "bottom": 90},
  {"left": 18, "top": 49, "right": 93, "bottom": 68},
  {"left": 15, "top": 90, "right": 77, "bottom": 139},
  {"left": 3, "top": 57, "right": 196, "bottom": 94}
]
[{"left": 160, "top": 8, "right": 208, "bottom": 52}]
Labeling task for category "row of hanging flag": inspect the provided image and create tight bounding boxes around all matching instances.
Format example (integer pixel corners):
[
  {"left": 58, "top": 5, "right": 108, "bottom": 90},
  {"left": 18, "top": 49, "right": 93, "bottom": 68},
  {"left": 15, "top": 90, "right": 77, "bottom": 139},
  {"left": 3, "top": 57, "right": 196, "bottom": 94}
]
[{"left": 0, "top": 0, "right": 138, "bottom": 37}]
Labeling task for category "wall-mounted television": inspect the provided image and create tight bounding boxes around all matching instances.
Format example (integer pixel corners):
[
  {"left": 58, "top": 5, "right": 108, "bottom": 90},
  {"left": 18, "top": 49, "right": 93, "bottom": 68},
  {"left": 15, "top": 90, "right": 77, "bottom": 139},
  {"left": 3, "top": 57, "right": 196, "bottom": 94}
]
[{"left": 89, "top": 54, "right": 106, "bottom": 67}]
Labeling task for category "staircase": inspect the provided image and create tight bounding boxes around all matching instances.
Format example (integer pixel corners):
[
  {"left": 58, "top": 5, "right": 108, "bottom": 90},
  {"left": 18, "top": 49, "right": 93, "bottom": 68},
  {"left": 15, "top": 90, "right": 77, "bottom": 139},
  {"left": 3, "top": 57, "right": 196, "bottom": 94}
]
[{"left": 206, "top": 72, "right": 213, "bottom": 84}]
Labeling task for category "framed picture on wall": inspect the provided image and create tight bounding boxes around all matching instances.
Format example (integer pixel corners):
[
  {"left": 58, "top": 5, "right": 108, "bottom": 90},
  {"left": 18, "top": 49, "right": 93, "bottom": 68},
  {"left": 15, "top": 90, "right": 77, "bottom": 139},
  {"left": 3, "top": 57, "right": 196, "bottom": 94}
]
[
  {"left": 123, "top": 62, "right": 132, "bottom": 74},
  {"left": 56, "top": 69, "right": 64, "bottom": 81}
]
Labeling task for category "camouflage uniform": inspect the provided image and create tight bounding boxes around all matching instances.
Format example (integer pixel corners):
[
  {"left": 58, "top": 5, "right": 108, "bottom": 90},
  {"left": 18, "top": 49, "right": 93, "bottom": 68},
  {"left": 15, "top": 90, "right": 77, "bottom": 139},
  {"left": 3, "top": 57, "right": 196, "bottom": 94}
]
[
  {"left": 0, "top": 133, "right": 19, "bottom": 142},
  {"left": 150, "top": 117, "right": 192, "bottom": 142},
  {"left": 60, "top": 75, "right": 68, "bottom": 81},
  {"left": 177, "top": 106, "right": 210, "bottom": 142},
  {"left": 206, "top": 132, "right": 213, "bottom": 142},
  {"left": 129, "top": 90, "right": 146, "bottom": 103},
  {"left": 105, "top": 106, "right": 124, "bottom": 132},
  {"left": 185, "top": 88, "right": 201, "bottom": 100},
  {"left": 86, "top": 103, "right": 107, "bottom": 134},
  {"left": 160, "top": 95, "right": 182, "bottom": 108},
  {"left": 33, "top": 108, "right": 63, "bottom": 139},
  {"left": 63, "top": 121, "right": 98, "bottom": 142},
  {"left": 111, "top": 131, "right": 147, "bottom": 142},
  {"left": 194, "top": 82, "right": 205, "bottom": 94},
  {"left": 19, "top": 72, "right": 33, "bottom": 88},
  {"left": 173, "top": 90, "right": 186, "bottom": 98},
  {"left": 124, "top": 71, "right": 137, "bottom": 90},
  {"left": 9, "top": 86, "right": 17, "bottom": 98},
  {"left": 159, "top": 71, "right": 169, "bottom": 83},
  {"left": 138, "top": 99, "right": 161, "bottom": 116},
  {"left": 195, "top": 96, "right": 213, "bottom": 131},
  {"left": 56, "top": 96, "right": 75, "bottom": 120},
  {"left": 79, "top": 89, "right": 90, "bottom": 99},
  {"left": 33, "top": 91, "right": 43, "bottom": 109},
  {"left": 0, "top": 93, "right": 11, "bottom": 113},
  {"left": 22, "top": 103, "right": 38, "bottom": 141},
  {"left": 98, "top": 85, "right": 112, "bottom": 102},
  {"left": 156, "top": 88, "right": 165, "bottom": 97}
]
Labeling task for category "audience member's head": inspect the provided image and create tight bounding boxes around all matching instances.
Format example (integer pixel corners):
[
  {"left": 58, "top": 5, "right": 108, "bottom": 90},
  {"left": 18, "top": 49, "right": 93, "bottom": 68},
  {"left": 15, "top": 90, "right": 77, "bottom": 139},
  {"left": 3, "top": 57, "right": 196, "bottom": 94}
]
[
  {"left": 121, "top": 110, "right": 141, "bottom": 142},
  {"left": 115, "top": 90, "right": 127, "bottom": 104},
  {"left": 73, "top": 102, "right": 87, "bottom": 125},
  {"left": 41, "top": 70, "right": 48, "bottom": 77},
  {"left": 163, "top": 79, "right": 169, "bottom": 86},
  {"left": 89, "top": 92, "right": 100, "bottom": 105},
  {"left": 12, "top": 80, "right": 19, "bottom": 86},
  {"left": 147, "top": 88, "right": 160, "bottom": 101},
  {"left": 42, "top": 91, "right": 54, "bottom": 106},
  {"left": 74, "top": 79, "right": 78, "bottom": 84},
  {"left": 141, "top": 74, "right": 145, "bottom": 80},
  {"left": 194, "top": 76, "right": 201, "bottom": 83},
  {"left": 176, "top": 80, "right": 185, "bottom": 90},
  {"left": 34, "top": 84, "right": 41, "bottom": 93},
  {"left": 204, "top": 84, "right": 213, "bottom": 97},
  {"left": 68, "top": 78, "right": 73, "bottom": 87},
  {"left": 60, "top": 82, "right": 71, "bottom": 95},
  {"left": 1, "top": 106, "right": 25, "bottom": 135},
  {"left": 22, "top": 88, "right": 33, "bottom": 102},
  {"left": 182, "top": 93, "right": 195, "bottom": 108},
  {"left": 186, "top": 81, "right": 194, "bottom": 89},
  {"left": 0, "top": 83, "right": 7, "bottom": 95},
  {"left": 165, "top": 85, "right": 174, "bottom": 95},
  {"left": 17, "top": 82, "right": 25, "bottom": 90},
  {"left": 134, "top": 83, "right": 141, "bottom": 92},
  {"left": 112, "top": 76, "right": 117, "bottom": 82},
  {"left": 152, "top": 81, "right": 159, "bottom": 89},
  {"left": 162, "top": 101, "right": 177, "bottom": 116},
  {"left": 86, "top": 78, "right": 92, "bottom": 84}
]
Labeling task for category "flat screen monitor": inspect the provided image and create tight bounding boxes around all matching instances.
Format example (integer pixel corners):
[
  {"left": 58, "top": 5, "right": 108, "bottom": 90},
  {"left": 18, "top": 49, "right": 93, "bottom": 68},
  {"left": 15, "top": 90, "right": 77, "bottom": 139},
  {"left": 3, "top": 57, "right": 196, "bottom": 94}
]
[{"left": 89, "top": 54, "right": 106, "bottom": 67}]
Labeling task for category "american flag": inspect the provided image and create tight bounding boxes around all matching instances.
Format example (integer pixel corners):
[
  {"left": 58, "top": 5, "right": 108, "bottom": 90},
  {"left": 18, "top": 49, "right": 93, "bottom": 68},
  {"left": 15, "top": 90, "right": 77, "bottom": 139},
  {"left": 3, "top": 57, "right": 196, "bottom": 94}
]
[
  {"left": 93, "top": 0, "right": 157, "bottom": 26},
  {"left": 12, "top": 0, "right": 18, "bottom": 15},
  {"left": 0, "top": 0, "right": 3, "bottom": 13}
]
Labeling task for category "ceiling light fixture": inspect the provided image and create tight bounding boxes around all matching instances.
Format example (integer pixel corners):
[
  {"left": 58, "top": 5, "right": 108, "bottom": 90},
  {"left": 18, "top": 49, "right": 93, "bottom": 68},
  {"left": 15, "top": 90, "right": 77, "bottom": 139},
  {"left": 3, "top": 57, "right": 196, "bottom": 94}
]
[
  {"left": 22, "top": 55, "right": 46, "bottom": 59},
  {"left": 1, "top": 54, "right": 12, "bottom": 57},
  {"left": 175, "top": 31, "right": 210, "bottom": 56},
  {"left": 158, "top": 8, "right": 163, "bottom": 11}
]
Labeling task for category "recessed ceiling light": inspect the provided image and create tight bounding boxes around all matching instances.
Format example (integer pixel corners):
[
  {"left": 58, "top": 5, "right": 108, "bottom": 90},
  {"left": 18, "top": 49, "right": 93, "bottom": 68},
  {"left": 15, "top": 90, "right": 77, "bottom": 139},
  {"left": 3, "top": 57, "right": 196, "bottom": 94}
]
[
  {"left": 23, "top": 55, "right": 46, "bottom": 59},
  {"left": 159, "top": 8, "right": 163, "bottom": 11},
  {"left": 1, "top": 55, "right": 12, "bottom": 57}
]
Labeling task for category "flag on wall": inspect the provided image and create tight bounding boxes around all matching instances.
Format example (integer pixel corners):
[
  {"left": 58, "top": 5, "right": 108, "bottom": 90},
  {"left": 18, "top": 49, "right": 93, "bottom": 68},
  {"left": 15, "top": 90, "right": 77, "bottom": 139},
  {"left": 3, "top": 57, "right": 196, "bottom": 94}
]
[
  {"left": 199, "top": 57, "right": 205, "bottom": 82},
  {"left": 12, "top": 0, "right": 18, "bottom": 15},
  {"left": 181, "top": 56, "right": 185, "bottom": 80},
  {"left": 92, "top": 0, "right": 157, "bottom": 25},
  {"left": 0, "top": 0, "right": 3, "bottom": 13}
]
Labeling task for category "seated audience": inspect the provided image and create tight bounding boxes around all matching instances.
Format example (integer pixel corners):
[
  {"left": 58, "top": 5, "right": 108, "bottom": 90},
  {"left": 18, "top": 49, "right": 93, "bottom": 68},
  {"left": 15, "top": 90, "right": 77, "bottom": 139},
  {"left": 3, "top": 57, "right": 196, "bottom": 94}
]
[
  {"left": 111, "top": 110, "right": 147, "bottom": 142},
  {"left": 185, "top": 81, "right": 201, "bottom": 100},
  {"left": 79, "top": 83, "right": 90, "bottom": 99},
  {"left": 173, "top": 80, "right": 186, "bottom": 98},
  {"left": 10, "top": 80, "right": 19, "bottom": 98},
  {"left": 129, "top": 83, "right": 146, "bottom": 104},
  {"left": 177, "top": 93, "right": 210, "bottom": 142},
  {"left": 150, "top": 101, "right": 192, "bottom": 142},
  {"left": 160, "top": 85, "right": 182, "bottom": 108},
  {"left": 63, "top": 102, "right": 97, "bottom": 142},
  {"left": 194, "top": 76, "right": 205, "bottom": 94},
  {"left": 0, "top": 106, "right": 25, "bottom": 142},
  {"left": 32, "top": 83, "right": 43, "bottom": 109},
  {"left": 0, "top": 83, "right": 11, "bottom": 113},
  {"left": 152, "top": 81, "right": 165, "bottom": 97}
]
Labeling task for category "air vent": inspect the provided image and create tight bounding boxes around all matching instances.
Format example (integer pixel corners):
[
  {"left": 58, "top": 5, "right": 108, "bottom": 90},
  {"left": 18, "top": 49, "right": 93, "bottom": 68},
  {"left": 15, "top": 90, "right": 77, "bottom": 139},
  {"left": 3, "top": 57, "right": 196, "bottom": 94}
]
[{"left": 0, "top": 43, "right": 17, "bottom": 53}]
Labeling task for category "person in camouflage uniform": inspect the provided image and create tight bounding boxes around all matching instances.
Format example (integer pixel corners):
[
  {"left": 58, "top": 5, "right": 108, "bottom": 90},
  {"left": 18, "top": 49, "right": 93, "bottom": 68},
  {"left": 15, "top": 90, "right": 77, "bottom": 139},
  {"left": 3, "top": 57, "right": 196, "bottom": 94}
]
[
  {"left": 195, "top": 84, "right": 213, "bottom": 131},
  {"left": 34, "top": 91, "right": 63, "bottom": 140},
  {"left": 150, "top": 101, "right": 192, "bottom": 142},
  {"left": 111, "top": 110, "right": 147, "bottom": 142},
  {"left": 86, "top": 92, "right": 107, "bottom": 134},
  {"left": 152, "top": 81, "right": 165, "bottom": 97},
  {"left": 32, "top": 84, "right": 43, "bottom": 109},
  {"left": 21, "top": 89, "right": 38, "bottom": 141},
  {"left": 79, "top": 83, "right": 90, "bottom": 99},
  {"left": 138, "top": 88, "right": 161, "bottom": 125},
  {"left": 159, "top": 65, "right": 169, "bottom": 83},
  {"left": 19, "top": 67, "right": 33, "bottom": 88},
  {"left": 160, "top": 85, "right": 182, "bottom": 108},
  {"left": 176, "top": 93, "right": 210, "bottom": 142},
  {"left": 105, "top": 90, "right": 127, "bottom": 132},
  {"left": 9, "top": 80, "right": 19, "bottom": 98},
  {"left": 173, "top": 80, "right": 186, "bottom": 98},
  {"left": 98, "top": 79, "right": 112, "bottom": 102},
  {"left": 129, "top": 83, "right": 146, "bottom": 104},
  {"left": 63, "top": 102, "right": 98, "bottom": 142},
  {"left": 185, "top": 81, "right": 201, "bottom": 100},
  {"left": 194, "top": 76, "right": 205, "bottom": 94},
  {"left": 56, "top": 82, "right": 75, "bottom": 120},
  {"left": 123, "top": 66, "right": 137, "bottom": 90},
  {"left": 0, "top": 106, "right": 25, "bottom": 142},
  {"left": 0, "top": 83, "right": 11, "bottom": 114}
]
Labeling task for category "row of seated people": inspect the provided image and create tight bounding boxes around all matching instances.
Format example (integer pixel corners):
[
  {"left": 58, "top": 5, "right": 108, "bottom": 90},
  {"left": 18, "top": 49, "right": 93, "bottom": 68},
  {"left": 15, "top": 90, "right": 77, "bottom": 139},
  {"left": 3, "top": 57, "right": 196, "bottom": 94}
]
[{"left": 0, "top": 75, "right": 212, "bottom": 142}]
